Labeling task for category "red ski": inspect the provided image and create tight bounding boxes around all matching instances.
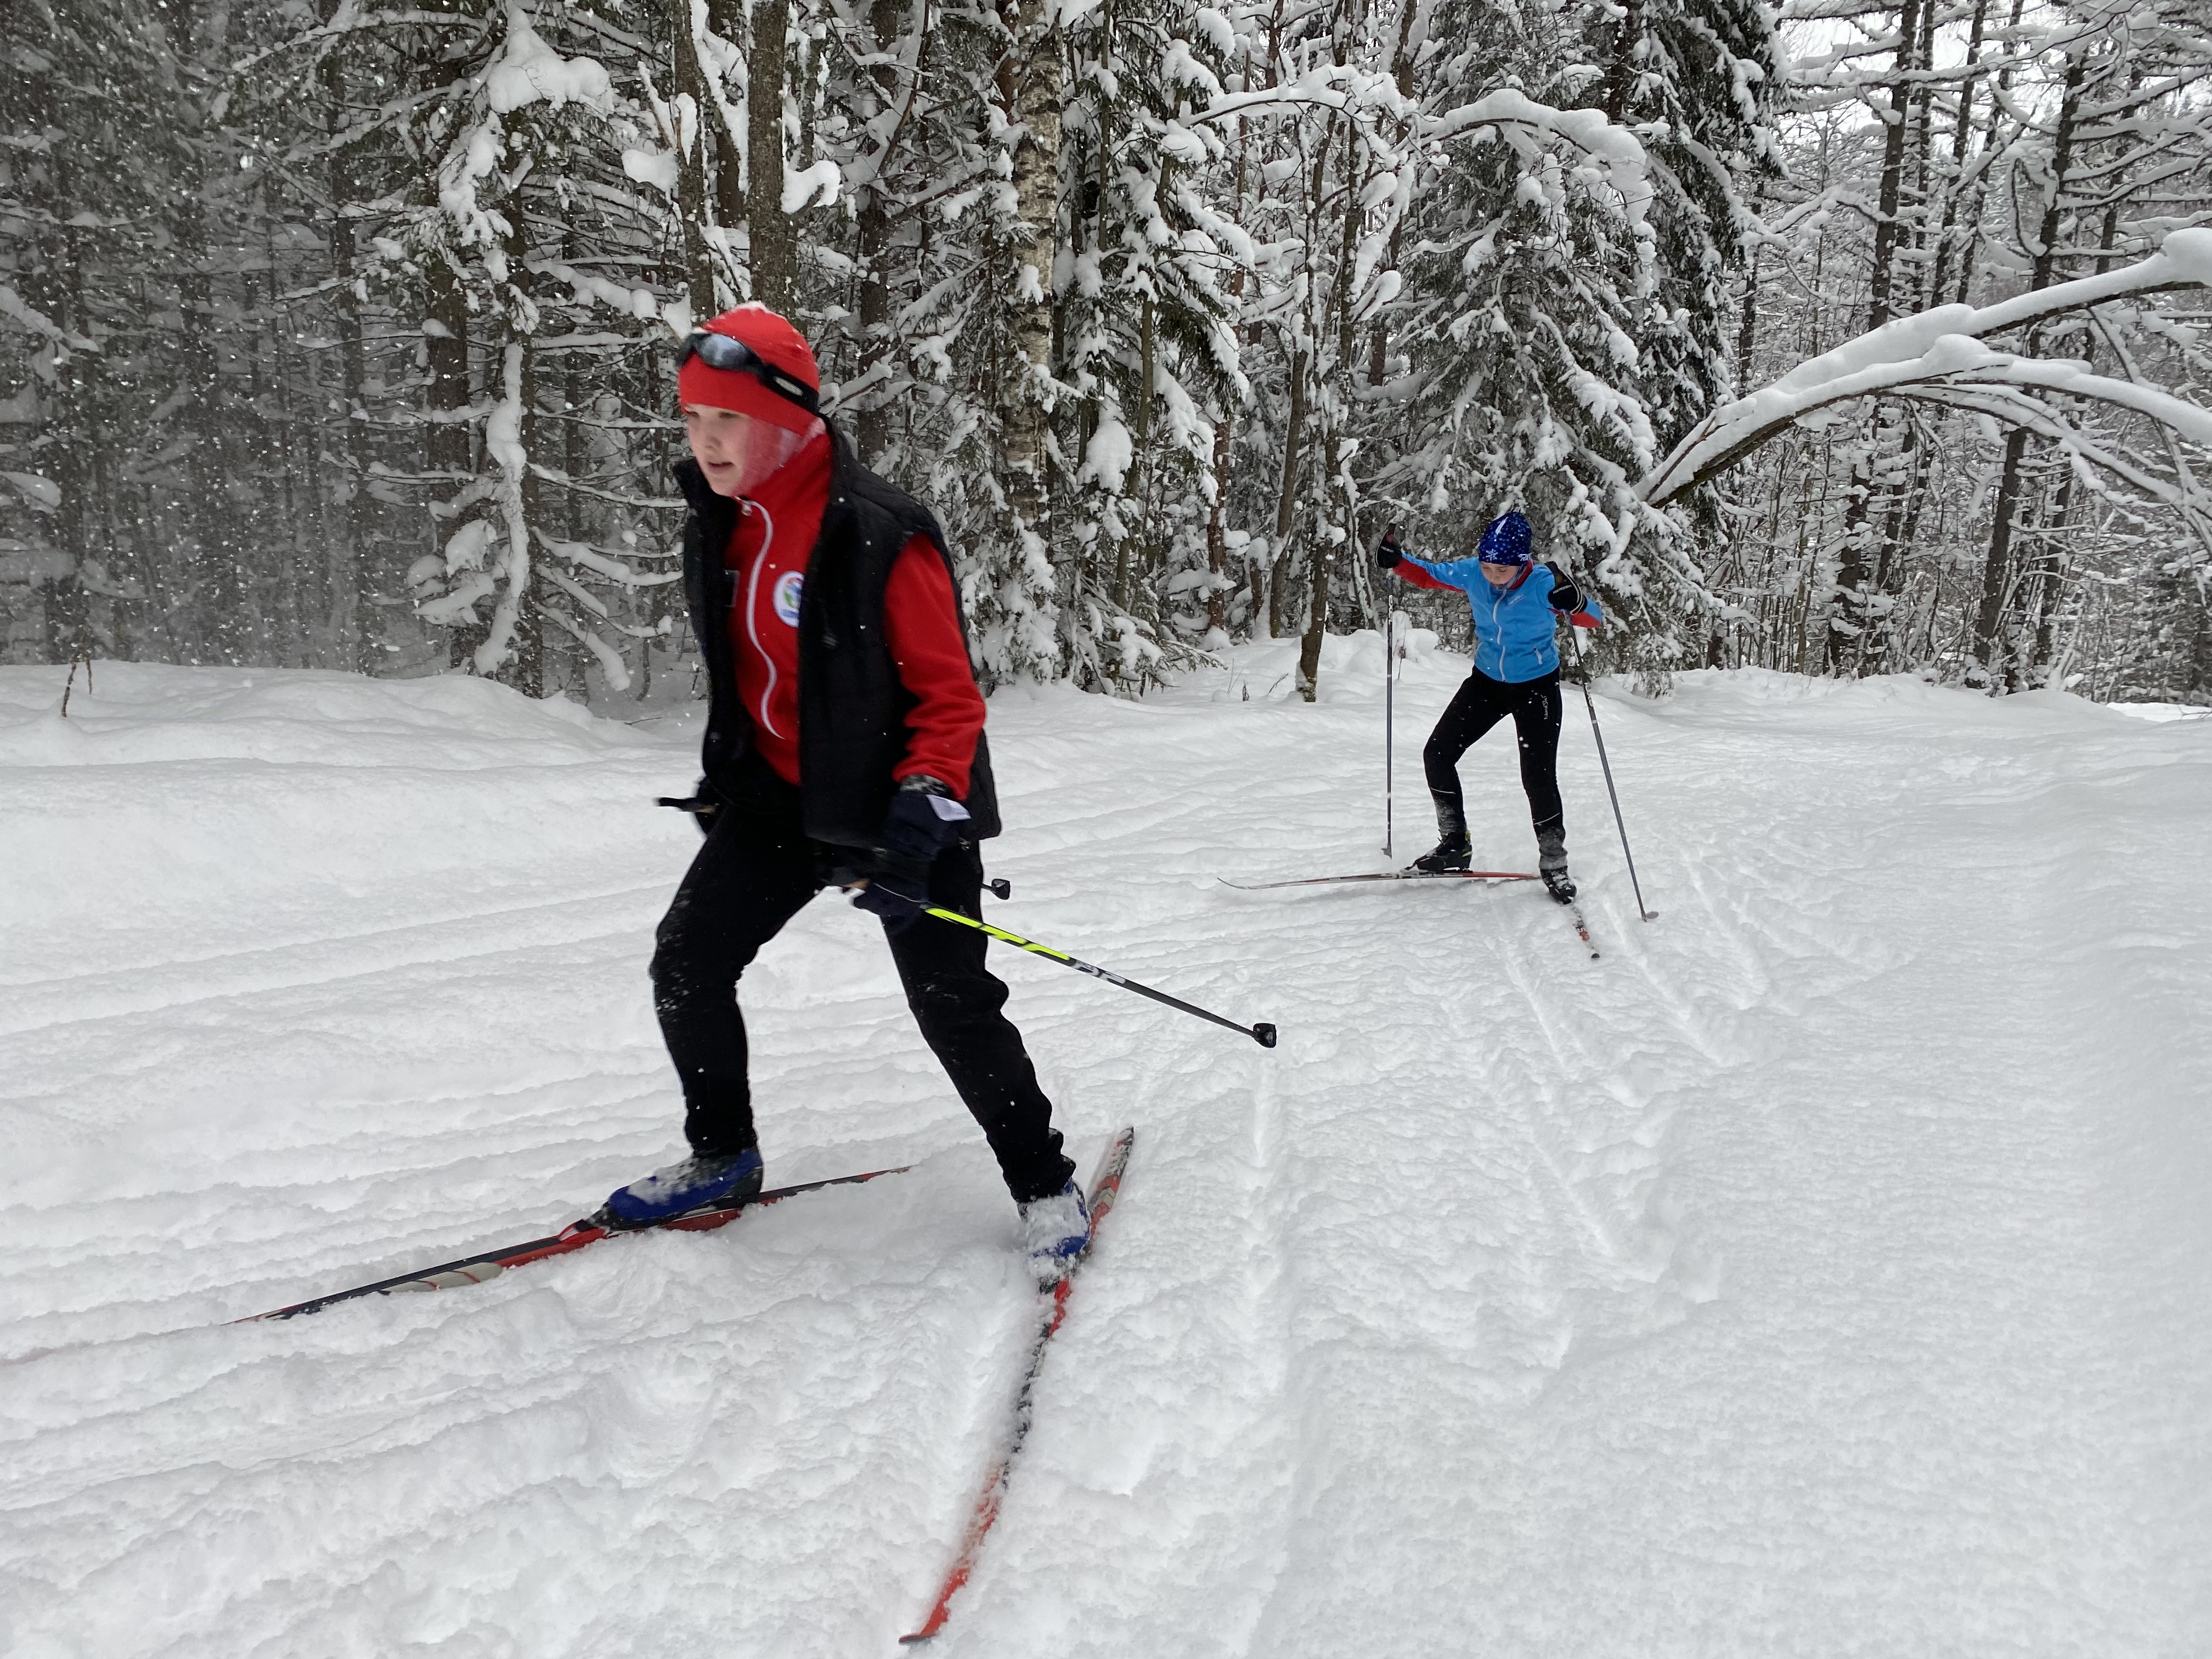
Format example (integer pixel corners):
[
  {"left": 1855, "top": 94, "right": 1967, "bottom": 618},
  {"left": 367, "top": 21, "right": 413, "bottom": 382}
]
[
  {"left": 237, "top": 1165, "right": 907, "bottom": 1322},
  {"left": 1219, "top": 868, "right": 1536, "bottom": 890},
  {"left": 901, "top": 1126, "right": 1136, "bottom": 1644},
  {"left": 1560, "top": 896, "right": 1601, "bottom": 959}
]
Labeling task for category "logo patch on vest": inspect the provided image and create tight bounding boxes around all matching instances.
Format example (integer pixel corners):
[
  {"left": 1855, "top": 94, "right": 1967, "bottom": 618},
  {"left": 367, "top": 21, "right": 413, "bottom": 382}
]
[{"left": 772, "top": 569, "right": 804, "bottom": 627}]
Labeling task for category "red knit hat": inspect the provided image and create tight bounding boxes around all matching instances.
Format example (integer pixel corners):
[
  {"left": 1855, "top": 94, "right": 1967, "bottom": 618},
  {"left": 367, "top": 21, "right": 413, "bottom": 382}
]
[{"left": 676, "top": 304, "right": 822, "bottom": 435}]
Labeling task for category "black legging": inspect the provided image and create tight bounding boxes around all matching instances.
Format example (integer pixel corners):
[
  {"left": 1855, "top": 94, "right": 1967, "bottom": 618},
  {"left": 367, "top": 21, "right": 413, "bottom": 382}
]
[
  {"left": 1423, "top": 667, "right": 1564, "bottom": 839},
  {"left": 650, "top": 757, "right": 1072, "bottom": 1204}
]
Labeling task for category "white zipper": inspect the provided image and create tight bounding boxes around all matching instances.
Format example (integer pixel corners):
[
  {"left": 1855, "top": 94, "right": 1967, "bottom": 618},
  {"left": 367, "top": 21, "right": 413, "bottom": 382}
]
[{"left": 742, "top": 501, "right": 783, "bottom": 738}]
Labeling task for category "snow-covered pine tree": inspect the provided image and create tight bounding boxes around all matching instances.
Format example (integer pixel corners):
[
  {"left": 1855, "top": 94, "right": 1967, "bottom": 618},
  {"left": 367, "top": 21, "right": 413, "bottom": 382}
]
[
  {"left": 1052, "top": 0, "right": 1250, "bottom": 687},
  {"left": 1196, "top": 0, "right": 1410, "bottom": 697},
  {"left": 1581, "top": 0, "right": 1779, "bottom": 459},
  {"left": 0, "top": 0, "right": 188, "bottom": 661},
  {"left": 756, "top": 0, "right": 1068, "bottom": 688},
  {"left": 9, "top": 0, "right": 2209, "bottom": 701},
  {"left": 240, "top": 0, "right": 686, "bottom": 696},
  {"left": 1381, "top": 0, "right": 1679, "bottom": 684},
  {"left": 1578, "top": 0, "right": 1781, "bottom": 677}
]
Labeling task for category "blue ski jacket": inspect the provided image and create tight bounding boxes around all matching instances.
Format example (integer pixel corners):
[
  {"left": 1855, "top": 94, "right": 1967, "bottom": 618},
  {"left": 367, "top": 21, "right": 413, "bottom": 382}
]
[{"left": 1395, "top": 557, "right": 1602, "bottom": 683}]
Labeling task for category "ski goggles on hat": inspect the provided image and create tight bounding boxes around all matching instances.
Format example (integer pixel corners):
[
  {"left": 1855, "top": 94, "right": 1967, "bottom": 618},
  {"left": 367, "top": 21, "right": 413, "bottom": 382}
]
[{"left": 675, "top": 330, "right": 820, "bottom": 415}]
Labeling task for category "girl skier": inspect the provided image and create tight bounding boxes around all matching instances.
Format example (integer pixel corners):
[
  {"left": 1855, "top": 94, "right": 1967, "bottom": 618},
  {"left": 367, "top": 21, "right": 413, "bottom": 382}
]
[
  {"left": 1376, "top": 512, "right": 1601, "bottom": 902},
  {"left": 600, "top": 304, "right": 1089, "bottom": 1274}
]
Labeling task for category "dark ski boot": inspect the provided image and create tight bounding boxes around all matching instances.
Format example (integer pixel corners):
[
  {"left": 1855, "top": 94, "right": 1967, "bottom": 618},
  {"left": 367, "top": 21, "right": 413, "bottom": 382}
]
[
  {"left": 1409, "top": 832, "right": 1472, "bottom": 874},
  {"left": 1536, "top": 820, "right": 1576, "bottom": 904}
]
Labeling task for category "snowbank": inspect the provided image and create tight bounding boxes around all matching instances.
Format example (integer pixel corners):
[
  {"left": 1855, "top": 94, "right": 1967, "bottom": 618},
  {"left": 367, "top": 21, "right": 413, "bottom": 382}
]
[{"left": 0, "top": 663, "right": 695, "bottom": 975}]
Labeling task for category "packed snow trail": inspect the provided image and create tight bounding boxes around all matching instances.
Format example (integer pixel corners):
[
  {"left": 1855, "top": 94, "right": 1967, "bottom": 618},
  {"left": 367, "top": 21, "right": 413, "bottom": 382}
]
[{"left": 2, "top": 652, "right": 2207, "bottom": 1657}]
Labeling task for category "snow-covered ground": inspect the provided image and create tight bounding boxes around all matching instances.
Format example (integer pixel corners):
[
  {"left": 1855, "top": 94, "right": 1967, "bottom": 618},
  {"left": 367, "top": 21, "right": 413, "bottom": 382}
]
[{"left": 3, "top": 646, "right": 2207, "bottom": 1658}]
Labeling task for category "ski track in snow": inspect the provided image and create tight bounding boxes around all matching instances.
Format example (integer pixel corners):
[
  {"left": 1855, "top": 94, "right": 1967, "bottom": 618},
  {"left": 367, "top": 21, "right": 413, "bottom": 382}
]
[{"left": 2, "top": 652, "right": 2207, "bottom": 1658}]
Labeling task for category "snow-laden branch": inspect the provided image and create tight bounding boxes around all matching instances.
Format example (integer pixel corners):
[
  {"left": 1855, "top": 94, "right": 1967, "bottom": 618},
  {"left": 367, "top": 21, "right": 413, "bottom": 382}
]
[
  {"left": 1413, "top": 89, "right": 1654, "bottom": 225},
  {"left": 1640, "top": 229, "right": 2212, "bottom": 505},
  {"left": 1424, "top": 90, "right": 1649, "bottom": 181},
  {"left": 540, "top": 602, "right": 634, "bottom": 692},
  {"left": 1897, "top": 386, "right": 2193, "bottom": 509},
  {"left": 1186, "top": 65, "right": 1399, "bottom": 128},
  {"left": 0, "top": 283, "right": 97, "bottom": 351}
]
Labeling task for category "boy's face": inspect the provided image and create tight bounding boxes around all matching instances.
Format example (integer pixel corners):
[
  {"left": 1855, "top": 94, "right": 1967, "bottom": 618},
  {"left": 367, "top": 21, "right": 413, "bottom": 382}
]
[
  {"left": 1480, "top": 561, "right": 1520, "bottom": 586},
  {"left": 684, "top": 404, "right": 808, "bottom": 497}
]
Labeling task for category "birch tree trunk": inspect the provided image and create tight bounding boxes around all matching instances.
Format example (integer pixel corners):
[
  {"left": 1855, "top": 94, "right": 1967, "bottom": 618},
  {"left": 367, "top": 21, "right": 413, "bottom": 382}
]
[
  {"left": 705, "top": 0, "right": 746, "bottom": 275},
  {"left": 851, "top": 0, "right": 904, "bottom": 464},
  {"left": 672, "top": 0, "right": 719, "bottom": 319},
  {"left": 999, "top": 0, "right": 1061, "bottom": 537},
  {"left": 747, "top": 0, "right": 795, "bottom": 312}
]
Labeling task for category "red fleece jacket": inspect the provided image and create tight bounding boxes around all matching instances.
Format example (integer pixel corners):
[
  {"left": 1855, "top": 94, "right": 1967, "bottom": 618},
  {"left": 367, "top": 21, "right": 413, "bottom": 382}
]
[{"left": 720, "top": 432, "right": 986, "bottom": 795}]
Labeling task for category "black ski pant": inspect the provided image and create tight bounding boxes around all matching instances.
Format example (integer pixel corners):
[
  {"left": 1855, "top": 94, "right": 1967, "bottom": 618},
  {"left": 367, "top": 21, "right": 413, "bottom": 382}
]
[
  {"left": 1423, "top": 666, "right": 1566, "bottom": 845},
  {"left": 650, "top": 759, "right": 1072, "bottom": 1205}
]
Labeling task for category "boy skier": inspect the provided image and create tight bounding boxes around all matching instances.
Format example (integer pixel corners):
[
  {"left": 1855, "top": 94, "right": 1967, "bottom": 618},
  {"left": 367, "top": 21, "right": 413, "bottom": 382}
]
[
  {"left": 602, "top": 304, "right": 1088, "bottom": 1273},
  {"left": 1375, "top": 511, "right": 1601, "bottom": 902}
]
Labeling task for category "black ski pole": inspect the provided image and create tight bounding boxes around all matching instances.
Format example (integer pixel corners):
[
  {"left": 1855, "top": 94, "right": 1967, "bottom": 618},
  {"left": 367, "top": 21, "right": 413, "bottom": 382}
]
[
  {"left": 1566, "top": 624, "right": 1656, "bottom": 922},
  {"left": 1379, "top": 523, "right": 1404, "bottom": 859},
  {"left": 846, "top": 881, "right": 1278, "bottom": 1048},
  {"left": 1384, "top": 609, "right": 1396, "bottom": 858}
]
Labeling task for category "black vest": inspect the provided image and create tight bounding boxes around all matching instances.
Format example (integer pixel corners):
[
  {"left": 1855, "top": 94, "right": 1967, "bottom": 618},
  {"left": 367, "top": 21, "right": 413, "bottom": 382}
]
[{"left": 675, "top": 426, "right": 1001, "bottom": 849}]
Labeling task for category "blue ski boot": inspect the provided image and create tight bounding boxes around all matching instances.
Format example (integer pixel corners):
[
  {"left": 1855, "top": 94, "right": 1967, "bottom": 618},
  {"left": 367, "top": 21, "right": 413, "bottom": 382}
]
[
  {"left": 603, "top": 1147, "right": 764, "bottom": 1229},
  {"left": 1019, "top": 1178, "right": 1092, "bottom": 1280}
]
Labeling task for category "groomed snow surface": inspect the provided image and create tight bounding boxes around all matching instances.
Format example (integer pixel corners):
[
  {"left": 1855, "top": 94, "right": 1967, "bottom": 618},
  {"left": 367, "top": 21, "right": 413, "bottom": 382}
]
[{"left": 3, "top": 644, "right": 2208, "bottom": 1658}]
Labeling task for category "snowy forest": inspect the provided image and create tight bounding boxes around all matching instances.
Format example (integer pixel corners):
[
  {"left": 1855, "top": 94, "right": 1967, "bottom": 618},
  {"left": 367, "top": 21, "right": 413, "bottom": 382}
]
[{"left": 3, "top": 0, "right": 2210, "bottom": 703}]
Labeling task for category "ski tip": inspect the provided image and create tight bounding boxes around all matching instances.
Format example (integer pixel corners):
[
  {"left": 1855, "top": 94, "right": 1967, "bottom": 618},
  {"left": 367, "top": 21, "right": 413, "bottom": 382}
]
[
  {"left": 896, "top": 1635, "right": 936, "bottom": 1646},
  {"left": 1252, "top": 1022, "right": 1279, "bottom": 1048}
]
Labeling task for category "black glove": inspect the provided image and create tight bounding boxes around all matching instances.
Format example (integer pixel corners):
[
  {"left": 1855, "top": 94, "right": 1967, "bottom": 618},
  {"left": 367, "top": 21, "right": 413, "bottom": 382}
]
[
  {"left": 1375, "top": 527, "right": 1403, "bottom": 570},
  {"left": 851, "top": 861, "right": 929, "bottom": 932},
  {"left": 1542, "top": 561, "right": 1583, "bottom": 614},
  {"left": 881, "top": 775, "right": 971, "bottom": 862},
  {"left": 656, "top": 778, "right": 721, "bottom": 837},
  {"left": 852, "top": 777, "right": 971, "bottom": 935}
]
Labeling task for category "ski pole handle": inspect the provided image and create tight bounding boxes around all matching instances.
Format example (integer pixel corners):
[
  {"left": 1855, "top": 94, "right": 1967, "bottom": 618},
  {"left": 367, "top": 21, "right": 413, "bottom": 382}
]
[{"left": 843, "top": 879, "right": 1277, "bottom": 1048}]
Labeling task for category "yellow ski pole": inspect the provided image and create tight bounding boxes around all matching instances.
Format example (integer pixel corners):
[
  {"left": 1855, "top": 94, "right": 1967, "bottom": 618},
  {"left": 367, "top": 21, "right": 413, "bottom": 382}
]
[{"left": 847, "top": 881, "right": 1278, "bottom": 1048}]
